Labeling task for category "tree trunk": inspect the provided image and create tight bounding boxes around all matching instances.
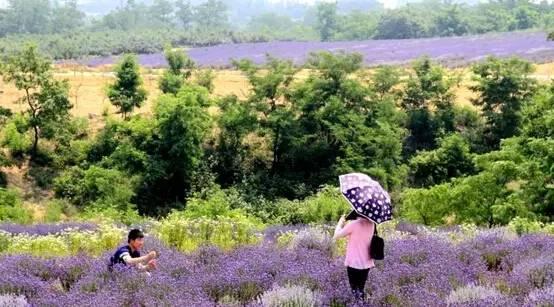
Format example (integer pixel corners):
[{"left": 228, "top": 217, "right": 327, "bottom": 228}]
[
  {"left": 271, "top": 129, "right": 281, "bottom": 174},
  {"left": 31, "top": 125, "right": 39, "bottom": 160},
  {"left": 24, "top": 88, "right": 39, "bottom": 160}
]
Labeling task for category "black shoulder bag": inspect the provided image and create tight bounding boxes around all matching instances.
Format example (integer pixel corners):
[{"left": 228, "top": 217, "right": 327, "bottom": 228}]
[{"left": 370, "top": 226, "right": 384, "bottom": 260}]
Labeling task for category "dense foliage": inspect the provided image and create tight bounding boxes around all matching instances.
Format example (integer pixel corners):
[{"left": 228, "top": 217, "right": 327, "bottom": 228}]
[{"left": 0, "top": 44, "right": 552, "bottom": 228}]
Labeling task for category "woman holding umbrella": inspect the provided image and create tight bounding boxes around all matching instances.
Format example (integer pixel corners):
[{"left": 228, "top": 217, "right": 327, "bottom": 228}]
[
  {"left": 333, "top": 173, "right": 393, "bottom": 300},
  {"left": 333, "top": 210, "right": 374, "bottom": 300}
]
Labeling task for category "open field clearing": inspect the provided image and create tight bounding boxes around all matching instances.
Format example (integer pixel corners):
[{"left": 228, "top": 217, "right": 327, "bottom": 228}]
[{"left": 1, "top": 62, "right": 553, "bottom": 120}]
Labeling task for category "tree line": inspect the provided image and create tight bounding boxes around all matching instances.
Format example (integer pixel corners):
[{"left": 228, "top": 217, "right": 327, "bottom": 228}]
[
  {"left": 0, "top": 45, "right": 551, "bottom": 226},
  {"left": 1, "top": 0, "right": 553, "bottom": 60}
]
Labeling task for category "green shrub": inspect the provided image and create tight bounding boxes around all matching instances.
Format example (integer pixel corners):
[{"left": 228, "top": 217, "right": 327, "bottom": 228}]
[
  {"left": 54, "top": 166, "right": 137, "bottom": 212},
  {"left": 28, "top": 166, "right": 57, "bottom": 188},
  {"left": 252, "top": 186, "right": 348, "bottom": 225},
  {"left": 509, "top": 217, "right": 554, "bottom": 235},
  {"left": 0, "top": 188, "right": 32, "bottom": 224},
  {"left": 154, "top": 212, "right": 262, "bottom": 252},
  {"left": 44, "top": 200, "right": 64, "bottom": 223},
  {"left": 184, "top": 187, "right": 253, "bottom": 220},
  {"left": 78, "top": 206, "right": 142, "bottom": 226},
  {"left": 1, "top": 223, "right": 125, "bottom": 257},
  {"left": 1, "top": 114, "right": 31, "bottom": 157},
  {"left": 159, "top": 71, "right": 184, "bottom": 95},
  {"left": 298, "top": 186, "right": 349, "bottom": 224},
  {"left": 194, "top": 69, "right": 215, "bottom": 93}
]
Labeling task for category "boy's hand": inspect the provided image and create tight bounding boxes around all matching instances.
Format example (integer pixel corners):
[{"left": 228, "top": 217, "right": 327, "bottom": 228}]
[
  {"left": 147, "top": 251, "right": 157, "bottom": 260},
  {"left": 147, "top": 259, "right": 157, "bottom": 270},
  {"left": 339, "top": 214, "right": 346, "bottom": 224}
]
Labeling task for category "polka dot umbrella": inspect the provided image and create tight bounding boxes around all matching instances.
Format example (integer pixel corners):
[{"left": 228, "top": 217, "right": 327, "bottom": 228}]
[{"left": 339, "top": 173, "right": 393, "bottom": 224}]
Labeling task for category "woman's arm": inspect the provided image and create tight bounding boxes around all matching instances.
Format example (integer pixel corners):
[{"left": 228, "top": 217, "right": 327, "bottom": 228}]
[{"left": 333, "top": 215, "right": 349, "bottom": 240}]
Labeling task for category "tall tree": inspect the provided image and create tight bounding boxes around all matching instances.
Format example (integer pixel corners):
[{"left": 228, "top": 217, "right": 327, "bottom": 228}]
[
  {"left": 315, "top": 1, "right": 338, "bottom": 41},
  {"left": 194, "top": 0, "right": 229, "bottom": 30},
  {"left": 291, "top": 52, "right": 406, "bottom": 193},
  {"left": 0, "top": 45, "right": 72, "bottom": 158},
  {"left": 139, "top": 85, "right": 212, "bottom": 215},
  {"left": 470, "top": 57, "right": 537, "bottom": 150},
  {"left": 159, "top": 47, "right": 196, "bottom": 95},
  {"left": 176, "top": 0, "right": 194, "bottom": 28},
  {"left": 401, "top": 57, "right": 457, "bottom": 155},
  {"left": 233, "top": 56, "right": 299, "bottom": 174},
  {"left": 432, "top": 4, "right": 469, "bottom": 37},
  {"left": 3, "top": 0, "right": 51, "bottom": 34},
  {"left": 370, "top": 65, "right": 402, "bottom": 99},
  {"left": 50, "top": 0, "right": 85, "bottom": 32},
  {"left": 151, "top": 0, "right": 174, "bottom": 26},
  {"left": 374, "top": 10, "right": 425, "bottom": 39},
  {"left": 107, "top": 54, "right": 147, "bottom": 120}
]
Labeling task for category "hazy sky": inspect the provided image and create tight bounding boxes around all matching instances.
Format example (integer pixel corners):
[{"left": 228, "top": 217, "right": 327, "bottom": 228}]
[
  {"left": 0, "top": 0, "right": 400, "bottom": 9},
  {"left": 268, "top": 0, "right": 398, "bottom": 8}
]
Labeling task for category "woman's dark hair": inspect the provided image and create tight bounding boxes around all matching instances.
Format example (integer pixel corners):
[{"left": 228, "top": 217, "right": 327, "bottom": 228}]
[
  {"left": 128, "top": 229, "right": 144, "bottom": 243},
  {"left": 346, "top": 210, "right": 361, "bottom": 221}
]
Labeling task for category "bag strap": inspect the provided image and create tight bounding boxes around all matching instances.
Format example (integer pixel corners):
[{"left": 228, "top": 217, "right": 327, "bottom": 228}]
[{"left": 373, "top": 225, "right": 378, "bottom": 237}]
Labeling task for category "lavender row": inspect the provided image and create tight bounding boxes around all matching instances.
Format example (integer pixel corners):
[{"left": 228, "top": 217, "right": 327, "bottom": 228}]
[
  {"left": 0, "top": 222, "right": 97, "bottom": 236},
  {"left": 81, "top": 31, "right": 554, "bottom": 68},
  {"left": 0, "top": 230, "right": 552, "bottom": 306}
]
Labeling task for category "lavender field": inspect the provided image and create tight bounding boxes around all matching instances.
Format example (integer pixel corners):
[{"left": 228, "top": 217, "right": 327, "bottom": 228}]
[
  {"left": 84, "top": 32, "right": 554, "bottom": 68},
  {"left": 0, "top": 222, "right": 553, "bottom": 307}
]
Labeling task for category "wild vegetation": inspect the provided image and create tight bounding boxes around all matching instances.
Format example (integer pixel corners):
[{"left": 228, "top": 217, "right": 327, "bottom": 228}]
[{"left": 0, "top": 1, "right": 552, "bottom": 306}]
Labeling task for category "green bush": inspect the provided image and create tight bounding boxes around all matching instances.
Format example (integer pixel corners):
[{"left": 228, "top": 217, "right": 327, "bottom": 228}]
[
  {"left": 194, "top": 69, "right": 215, "bottom": 93},
  {"left": 78, "top": 206, "right": 142, "bottom": 226},
  {"left": 184, "top": 187, "right": 254, "bottom": 220},
  {"left": 298, "top": 186, "right": 349, "bottom": 224},
  {"left": 240, "top": 186, "right": 348, "bottom": 225},
  {"left": 2, "top": 223, "right": 125, "bottom": 257},
  {"left": 408, "top": 134, "right": 475, "bottom": 187},
  {"left": 508, "top": 217, "right": 554, "bottom": 235},
  {"left": 54, "top": 166, "right": 138, "bottom": 213},
  {"left": 1, "top": 114, "right": 31, "bottom": 157},
  {"left": 44, "top": 200, "right": 64, "bottom": 223},
  {"left": 159, "top": 71, "right": 184, "bottom": 95},
  {"left": 0, "top": 188, "right": 32, "bottom": 224},
  {"left": 6, "top": 235, "right": 69, "bottom": 257},
  {"left": 52, "top": 139, "right": 91, "bottom": 168},
  {"left": 28, "top": 166, "right": 57, "bottom": 188},
  {"left": 154, "top": 212, "right": 262, "bottom": 252}
]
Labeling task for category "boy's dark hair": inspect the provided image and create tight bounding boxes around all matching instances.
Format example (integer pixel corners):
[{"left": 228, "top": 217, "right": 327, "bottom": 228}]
[{"left": 128, "top": 229, "right": 144, "bottom": 243}]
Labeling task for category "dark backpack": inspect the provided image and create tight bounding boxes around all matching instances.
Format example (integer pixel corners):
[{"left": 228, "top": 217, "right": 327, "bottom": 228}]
[{"left": 370, "top": 226, "right": 384, "bottom": 260}]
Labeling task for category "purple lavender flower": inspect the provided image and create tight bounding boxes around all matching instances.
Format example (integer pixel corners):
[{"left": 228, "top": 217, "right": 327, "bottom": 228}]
[
  {"left": 0, "top": 227, "right": 551, "bottom": 306},
  {"left": 0, "top": 223, "right": 97, "bottom": 236},
  {"left": 83, "top": 32, "right": 554, "bottom": 68},
  {"left": 0, "top": 294, "right": 28, "bottom": 307},
  {"left": 524, "top": 285, "right": 554, "bottom": 307}
]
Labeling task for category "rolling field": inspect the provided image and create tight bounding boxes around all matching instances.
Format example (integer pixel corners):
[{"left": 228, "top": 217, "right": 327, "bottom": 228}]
[
  {"left": 83, "top": 32, "right": 554, "bottom": 68},
  {"left": 1, "top": 63, "right": 553, "bottom": 121},
  {"left": 0, "top": 67, "right": 249, "bottom": 120}
]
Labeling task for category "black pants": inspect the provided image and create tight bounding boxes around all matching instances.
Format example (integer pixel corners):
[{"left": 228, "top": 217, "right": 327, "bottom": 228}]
[{"left": 347, "top": 267, "right": 370, "bottom": 300}]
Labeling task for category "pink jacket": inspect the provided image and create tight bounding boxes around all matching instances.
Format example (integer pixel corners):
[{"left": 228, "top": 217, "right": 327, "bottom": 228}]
[{"left": 334, "top": 218, "right": 375, "bottom": 270}]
